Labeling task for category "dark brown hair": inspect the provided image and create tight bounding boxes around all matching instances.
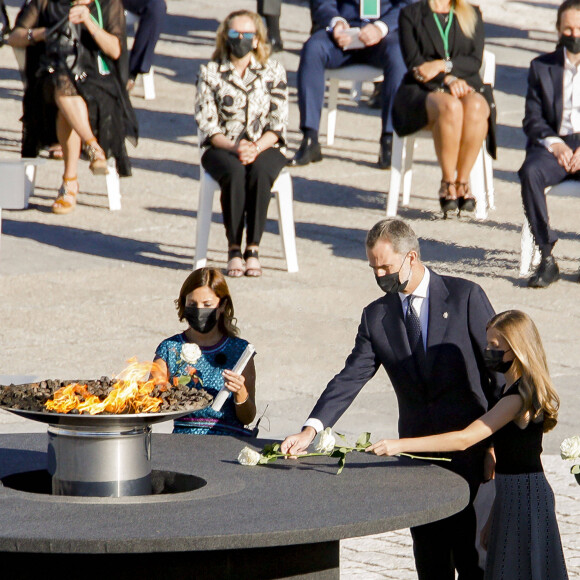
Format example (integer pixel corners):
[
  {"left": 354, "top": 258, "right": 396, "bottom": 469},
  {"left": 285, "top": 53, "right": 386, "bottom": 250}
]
[
  {"left": 557, "top": 0, "right": 580, "bottom": 28},
  {"left": 175, "top": 268, "right": 239, "bottom": 337}
]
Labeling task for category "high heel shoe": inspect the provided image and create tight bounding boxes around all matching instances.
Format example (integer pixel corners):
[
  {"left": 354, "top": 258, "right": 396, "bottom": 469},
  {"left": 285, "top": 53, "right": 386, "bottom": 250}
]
[
  {"left": 243, "top": 248, "right": 262, "bottom": 277},
  {"left": 52, "top": 176, "right": 79, "bottom": 214},
  {"left": 85, "top": 138, "right": 109, "bottom": 175},
  {"left": 226, "top": 248, "right": 245, "bottom": 278},
  {"left": 456, "top": 182, "right": 476, "bottom": 213},
  {"left": 438, "top": 181, "right": 458, "bottom": 218}
]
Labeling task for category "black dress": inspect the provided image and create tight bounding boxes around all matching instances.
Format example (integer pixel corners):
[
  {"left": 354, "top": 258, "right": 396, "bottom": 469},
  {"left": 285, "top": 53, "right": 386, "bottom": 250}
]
[
  {"left": 392, "top": 0, "right": 496, "bottom": 158},
  {"left": 15, "top": 0, "right": 138, "bottom": 176},
  {"left": 484, "top": 381, "right": 568, "bottom": 579}
]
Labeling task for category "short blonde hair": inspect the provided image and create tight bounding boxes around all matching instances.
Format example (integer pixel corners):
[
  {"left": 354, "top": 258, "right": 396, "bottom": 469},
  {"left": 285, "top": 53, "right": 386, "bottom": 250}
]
[
  {"left": 212, "top": 10, "right": 270, "bottom": 65},
  {"left": 488, "top": 310, "right": 559, "bottom": 433}
]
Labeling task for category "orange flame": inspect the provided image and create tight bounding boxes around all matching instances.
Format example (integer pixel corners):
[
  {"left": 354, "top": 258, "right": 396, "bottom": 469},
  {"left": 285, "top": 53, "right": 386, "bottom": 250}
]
[{"left": 45, "top": 359, "right": 169, "bottom": 415}]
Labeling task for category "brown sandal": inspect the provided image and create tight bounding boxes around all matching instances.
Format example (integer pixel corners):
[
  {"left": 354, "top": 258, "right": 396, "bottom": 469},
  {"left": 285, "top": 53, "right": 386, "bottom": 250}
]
[
  {"left": 226, "top": 249, "right": 245, "bottom": 278},
  {"left": 438, "top": 180, "right": 458, "bottom": 218},
  {"left": 52, "top": 177, "right": 79, "bottom": 214},
  {"left": 456, "top": 182, "right": 476, "bottom": 213},
  {"left": 85, "top": 138, "right": 109, "bottom": 175}
]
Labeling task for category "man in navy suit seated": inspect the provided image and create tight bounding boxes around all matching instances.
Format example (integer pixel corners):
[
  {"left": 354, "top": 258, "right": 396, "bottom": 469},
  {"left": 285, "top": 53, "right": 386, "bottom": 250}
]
[
  {"left": 289, "top": 0, "right": 415, "bottom": 169},
  {"left": 519, "top": 0, "right": 580, "bottom": 287},
  {"left": 282, "top": 218, "right": 502, "bottom": 579}
]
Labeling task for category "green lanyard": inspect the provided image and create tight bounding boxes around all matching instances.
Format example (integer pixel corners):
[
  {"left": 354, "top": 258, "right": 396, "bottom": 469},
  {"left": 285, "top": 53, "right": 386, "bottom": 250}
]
[
  {"left": 432, "top": 5, "right": 454, "bottom": 60},
  {"left": 88, "top": 0, "right": 110, "bottom": 75}
]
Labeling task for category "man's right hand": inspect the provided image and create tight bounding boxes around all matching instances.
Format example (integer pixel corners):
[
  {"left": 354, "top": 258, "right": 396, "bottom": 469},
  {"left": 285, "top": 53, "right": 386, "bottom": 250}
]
[
  {"left": 332, "top": 21, "right": 351, "bottom": 49},
  {"left": 280, "top": 427, "right": 317, "bottom": 456},
  {"left": 568, "top": 146, "right": 580, "bottom": 173},
  {"left": 551, "top": 142, "right": 574, "bottom": 171}
]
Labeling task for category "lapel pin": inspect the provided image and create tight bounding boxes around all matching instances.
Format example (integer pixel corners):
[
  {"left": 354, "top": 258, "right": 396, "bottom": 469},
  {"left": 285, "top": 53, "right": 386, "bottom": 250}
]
[{"left": 443, "top": 312, "right": 448, "bottom": 319}]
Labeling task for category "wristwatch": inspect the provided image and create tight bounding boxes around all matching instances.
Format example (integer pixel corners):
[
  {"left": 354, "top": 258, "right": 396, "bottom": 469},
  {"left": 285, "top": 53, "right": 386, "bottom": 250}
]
[
  {"left": 444, "top": 59, "right": 453, "bottom": 74},
  {"left": 27, "top": 28, "right": 36, "bottom": 45}
]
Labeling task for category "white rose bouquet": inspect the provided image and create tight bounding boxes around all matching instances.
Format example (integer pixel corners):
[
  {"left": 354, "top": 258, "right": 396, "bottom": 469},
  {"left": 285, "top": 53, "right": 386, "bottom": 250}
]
[
  {"left": 560, "top": 436, "right": 580, "bottom": 482},
  {"left": 238, "top": 429, "right": 449, "bottom": 475}
]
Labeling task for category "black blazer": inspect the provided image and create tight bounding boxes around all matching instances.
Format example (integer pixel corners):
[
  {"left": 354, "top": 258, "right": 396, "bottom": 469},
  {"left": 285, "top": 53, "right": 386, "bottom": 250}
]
[
  {"left": 309, "top": 271, "right": 502, "bottom": 440},
  {"left": 523, "top": 47, "right": 565, "bottom": 150}
]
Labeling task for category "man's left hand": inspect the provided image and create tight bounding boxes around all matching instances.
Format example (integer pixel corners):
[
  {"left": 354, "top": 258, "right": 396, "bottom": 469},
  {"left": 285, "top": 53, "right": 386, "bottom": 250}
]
[
  {"left": 359, "top": 23, "right": 383, "bottom": 47},
  {"left": 569, "top": 146, "right": 580, "bottom": 173}
]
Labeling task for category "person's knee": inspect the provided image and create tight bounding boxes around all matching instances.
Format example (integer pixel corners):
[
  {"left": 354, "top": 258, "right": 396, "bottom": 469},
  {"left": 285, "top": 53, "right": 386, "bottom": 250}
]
[
  {"left": 300, "top": 32, "right": 331, "bottom": 66},
  {"left": 432, "top": 96, "right": 462, "bottom": 122},
  {"left": 518, "top": 158, "right": 547, "bottom": 189},
  {"left": 462, "top": 97, "right": 487, "bottom": 124}
]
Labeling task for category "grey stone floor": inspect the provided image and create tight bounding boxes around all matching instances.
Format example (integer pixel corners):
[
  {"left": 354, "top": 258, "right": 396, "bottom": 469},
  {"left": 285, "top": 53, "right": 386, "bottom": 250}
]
[{"left": 0, "top": 0, "right": 578, "bottom": 577}]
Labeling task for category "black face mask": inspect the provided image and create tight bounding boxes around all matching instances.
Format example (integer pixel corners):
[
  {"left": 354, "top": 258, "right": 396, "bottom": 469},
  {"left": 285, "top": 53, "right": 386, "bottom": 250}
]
[
  {"left": 375, "top": 254, "right": 410, "bottom": 294},
  {"left": 483, "top": 349, "right": 514, "bottom": 373},
  {"left": 559, "top": 34, "right": 580, "bottom": 54},
  {"left": 227, "top": 36, "right": 254, "bottom": 59},
  {"left": 183, "top": 306, "right": 218, "bottom": 334}
]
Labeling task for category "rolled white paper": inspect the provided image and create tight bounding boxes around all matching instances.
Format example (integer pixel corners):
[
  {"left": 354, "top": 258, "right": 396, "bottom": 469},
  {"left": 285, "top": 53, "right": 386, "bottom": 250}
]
[{"left": 211, "top": 344, "right": 256, "bottom": 411}]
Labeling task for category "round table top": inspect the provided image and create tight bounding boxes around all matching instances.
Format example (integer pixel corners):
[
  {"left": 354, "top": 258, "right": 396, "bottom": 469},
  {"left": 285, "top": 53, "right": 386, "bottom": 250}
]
[{"left": 0, "top": 433, "right": 469, "bottom": 554}]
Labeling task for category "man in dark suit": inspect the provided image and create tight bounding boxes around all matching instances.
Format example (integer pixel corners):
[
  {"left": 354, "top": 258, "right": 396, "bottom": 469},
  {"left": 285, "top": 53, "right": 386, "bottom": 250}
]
[
  {"left": 289, "top": 0, "right": 415, "bottom": 169},
  {"left": 282, "top": 218, "right": 501, "bottom": 579},
  {"left": 519, "top": 0, "right": 580, "bottom": 288}
]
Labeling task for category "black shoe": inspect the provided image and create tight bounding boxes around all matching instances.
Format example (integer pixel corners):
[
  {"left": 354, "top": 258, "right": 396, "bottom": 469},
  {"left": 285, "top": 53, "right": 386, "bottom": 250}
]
[
  {"left": 528, "top": 256, "right": 560, "bottom": 288},
  {"left": 378, "top": 134, "right": 393, "bottom": 169},
  {"left": 289, "top": 137, "right": 322, "bottom": 166},
  {"left": 270, "top": 37, "right": 284, "bottom": 53}
]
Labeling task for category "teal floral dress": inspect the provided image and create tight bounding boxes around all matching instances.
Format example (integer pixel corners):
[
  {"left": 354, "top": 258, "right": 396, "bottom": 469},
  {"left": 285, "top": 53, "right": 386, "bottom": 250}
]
[{"left": 154, "top": 333, "right": 253, "bottom": 436}]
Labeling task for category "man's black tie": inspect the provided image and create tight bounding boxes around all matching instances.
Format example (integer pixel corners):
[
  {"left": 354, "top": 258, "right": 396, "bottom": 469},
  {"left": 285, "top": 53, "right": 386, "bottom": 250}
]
[{"left": 405, "top": 295, "right": 425, "bottom": 364}]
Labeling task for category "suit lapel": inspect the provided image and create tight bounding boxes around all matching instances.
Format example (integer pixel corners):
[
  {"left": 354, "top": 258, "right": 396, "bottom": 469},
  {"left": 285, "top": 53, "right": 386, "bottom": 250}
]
[
  {"left": 421, "top": 2, "right": 446, "bottom": 59},
  {"left": 549, "top": 48, "right": 565, "bottom": 133},
  {"left": 381, "top": 295, "right": 423, "bottom": 385},
  {"left": 425, "top": 272, "right": 450, "bottom": 377}
]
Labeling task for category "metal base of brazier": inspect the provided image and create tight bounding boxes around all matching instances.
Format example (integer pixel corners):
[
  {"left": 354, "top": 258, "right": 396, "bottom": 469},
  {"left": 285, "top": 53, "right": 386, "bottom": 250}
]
[{"left": 47, "top": 424, "right": 152, "bottom": 497}]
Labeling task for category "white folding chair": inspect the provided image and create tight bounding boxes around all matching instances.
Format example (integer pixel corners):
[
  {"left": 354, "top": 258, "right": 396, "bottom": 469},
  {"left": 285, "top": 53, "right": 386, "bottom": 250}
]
[
  {"left": 193, "top": 137, "right": 299, "bottom": 273},
  {"left": 323, "top": 65, "right": 383, "bottom": 146},
  {"left": 0, "top": 158, "right": 46, "bottom": 256},
  {"left": 387, "top": 50, "right": 496, "bottom": 220},
  {"left": 519, "top": 181, "right": 580, "bottom": 277},
  {"left": 125, "top": 11, "right": 156, "bottom": 100}
]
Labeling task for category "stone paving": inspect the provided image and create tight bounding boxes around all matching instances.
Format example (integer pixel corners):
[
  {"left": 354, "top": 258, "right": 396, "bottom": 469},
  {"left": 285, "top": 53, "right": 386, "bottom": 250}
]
[{"left": 0, "top": 0, "right": 578, "bottom": 577}]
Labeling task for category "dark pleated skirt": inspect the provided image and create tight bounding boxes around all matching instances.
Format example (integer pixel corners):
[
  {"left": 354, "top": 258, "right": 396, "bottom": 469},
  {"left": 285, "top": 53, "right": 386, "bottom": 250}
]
[{"left": 484, "top": 472, "right": 568, "bottom": 580}]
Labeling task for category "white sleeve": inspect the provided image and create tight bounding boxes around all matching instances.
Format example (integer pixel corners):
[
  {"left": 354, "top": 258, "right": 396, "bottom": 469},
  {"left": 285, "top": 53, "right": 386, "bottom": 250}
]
[{"left": 303, "top": 418, "right": 324, "bottom": 433}]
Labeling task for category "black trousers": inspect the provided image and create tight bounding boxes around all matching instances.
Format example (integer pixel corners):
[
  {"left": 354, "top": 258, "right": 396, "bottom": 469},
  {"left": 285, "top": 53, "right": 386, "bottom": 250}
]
[
  {"left": 201, "top": 147, "right": 287, "bottom": 247},
  {"left": 410, "top": 446, "right": 486, "bottom": 580},
  {"left": 519, "top": 133, "right": 580, "bottom": 253}
]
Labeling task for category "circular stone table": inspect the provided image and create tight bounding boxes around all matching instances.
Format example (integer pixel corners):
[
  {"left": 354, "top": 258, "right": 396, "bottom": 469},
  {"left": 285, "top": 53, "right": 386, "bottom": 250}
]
[{"left": 0, "top": 433, "right": 469, "bottom": 579}]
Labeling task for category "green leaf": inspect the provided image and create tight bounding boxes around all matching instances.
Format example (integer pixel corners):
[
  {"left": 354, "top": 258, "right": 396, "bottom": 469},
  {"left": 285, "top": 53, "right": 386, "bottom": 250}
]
[
  {"left": 356, "top": 432, "right": 371, "bottom": 448},
  {"left": 336, "top": 453, "right": 346, "bottom": 475},
  {"left": 330, "top": 449, "right": 342, "bottom": 458},
  {"left": 177, "top": 375, "right": 191, "bottom": 385},
  {"left": 571, "top": 464, "right": 580, "bottom": 475},
  {"left": 335, "top": 432, "right": 348, "bottom": 442},
  {"left": 261, "top": 443, "right": 281, "bottom": 456}
]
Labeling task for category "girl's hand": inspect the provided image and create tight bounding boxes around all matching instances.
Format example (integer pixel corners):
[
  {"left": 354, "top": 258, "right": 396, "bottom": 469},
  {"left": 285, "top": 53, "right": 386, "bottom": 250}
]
[
  {"left": 237, "top": 139, "right": 258, "bottom": 165},
  {"left": 446, "top": 77, "right": 473, "bottom": 99},
  {"left": 413, "top": 60, "right": 444, "bottom": 83},
  {"left": 69, "top": 2, "right": 92, "bottom": 26},
  {"left": 222, "top": 369, "right": 246, "bottom": 397},
  {"left": 365, "top": 439, "right": 402, "bottom": 456}
]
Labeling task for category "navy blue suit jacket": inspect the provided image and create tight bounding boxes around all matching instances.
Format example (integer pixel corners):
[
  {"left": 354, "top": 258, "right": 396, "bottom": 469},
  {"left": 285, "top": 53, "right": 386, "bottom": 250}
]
[
  {"left": 309, "top": 271, "right": 502, "bottom": 440},
  {"left": 311, "top": 0, "right": 414, "bottom": 34},
  {"left": 523, "top": 47, "right": 565, "bottom": 150}
]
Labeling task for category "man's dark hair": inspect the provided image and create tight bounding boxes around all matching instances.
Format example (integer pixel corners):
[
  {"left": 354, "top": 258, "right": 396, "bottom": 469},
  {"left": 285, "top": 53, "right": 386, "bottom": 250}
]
[
  {"left": 365, "top": 219, "right": 421, "bottom": 258},
  {"left": 557, "top": 0, "right": 580, "bottom": 29}
]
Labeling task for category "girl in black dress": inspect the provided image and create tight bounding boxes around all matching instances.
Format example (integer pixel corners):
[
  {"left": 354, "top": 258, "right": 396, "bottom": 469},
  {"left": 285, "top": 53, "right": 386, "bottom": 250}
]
[
  {"left": 368, "top": 310, "right": 568, "bottom": 579},
  {"left": 8, "top": 0, "right": 137, "bottom": 214}
]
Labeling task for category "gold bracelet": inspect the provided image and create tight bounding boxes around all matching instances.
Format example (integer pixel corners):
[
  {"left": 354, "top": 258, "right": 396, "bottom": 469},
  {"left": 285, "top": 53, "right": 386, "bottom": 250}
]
[{"left": 234, "top": 394, "right": 249, "bottom": 406}]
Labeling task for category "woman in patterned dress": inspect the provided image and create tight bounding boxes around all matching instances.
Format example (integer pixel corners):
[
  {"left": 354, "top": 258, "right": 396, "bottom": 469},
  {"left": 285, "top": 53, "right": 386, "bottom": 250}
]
[
  {"left": 367, "top": 310, "right": 568, "bottom": 579},
  {"left": 195, "top": 10, "right": 288, "bottom": 277},
  {"left": 153, "top": 267, "right": 257, "bottom": 436}
]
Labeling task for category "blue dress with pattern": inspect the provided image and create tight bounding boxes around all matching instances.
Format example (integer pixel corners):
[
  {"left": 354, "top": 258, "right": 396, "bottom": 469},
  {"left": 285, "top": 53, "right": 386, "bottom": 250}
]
[{"left": 154, "top": 333, "right": 252, "bottom": 436}]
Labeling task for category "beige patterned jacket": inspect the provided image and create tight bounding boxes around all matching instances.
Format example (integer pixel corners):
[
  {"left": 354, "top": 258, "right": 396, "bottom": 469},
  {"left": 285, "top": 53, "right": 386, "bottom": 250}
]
[{"left": 195, "top": 56, "right": 288, "bottom": 153}]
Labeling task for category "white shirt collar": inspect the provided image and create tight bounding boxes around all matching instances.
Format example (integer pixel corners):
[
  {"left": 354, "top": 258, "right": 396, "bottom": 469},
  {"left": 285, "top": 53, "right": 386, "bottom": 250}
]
[
  {"left": 564, "top": 48, "right": 579, "bottom": 73},
  {"left": 398, "top": 266, "right": 430, "bottom": 304}
]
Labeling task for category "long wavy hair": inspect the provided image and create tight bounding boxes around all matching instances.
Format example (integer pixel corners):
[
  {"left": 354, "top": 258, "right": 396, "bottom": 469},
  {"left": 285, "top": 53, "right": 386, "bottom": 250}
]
[
  {"left": 429, "top": 0, "right": 478, "bottom": 39},
  {"left": 487, "top": 310, "right": 559, "bottom": 433},
  {"left": 212, "top": 10, "right": 270, "bottom": 65},
  {"left": 175, "top": 268, "right": 239, "bottom": 338}
]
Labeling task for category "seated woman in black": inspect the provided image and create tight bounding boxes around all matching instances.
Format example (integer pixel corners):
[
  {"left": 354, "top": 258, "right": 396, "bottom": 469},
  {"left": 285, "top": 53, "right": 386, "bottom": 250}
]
[
  {"left": 195, "top": 9, "right": 288, "bottom": 277},
  {"left": 8, "top": 0, "right": 137, "bottom": 214},
  {"left": 393, "top": 0, "right": 495, "bottom": 217}
]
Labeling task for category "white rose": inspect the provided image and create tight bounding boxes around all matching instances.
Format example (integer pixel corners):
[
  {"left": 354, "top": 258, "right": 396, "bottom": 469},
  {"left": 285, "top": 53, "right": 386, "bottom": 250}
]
[
  {"left": 560, "top": 436, "right": 580, "bottom": 460},
  {"left": 181, "top": 343, "right": 202, "bottom": 365},
  {"left": 238, "top": 446, "right": 262, "bottom": 466},
  {"left": 314, "top": 427, "right": 336, "bottom": 454}
]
